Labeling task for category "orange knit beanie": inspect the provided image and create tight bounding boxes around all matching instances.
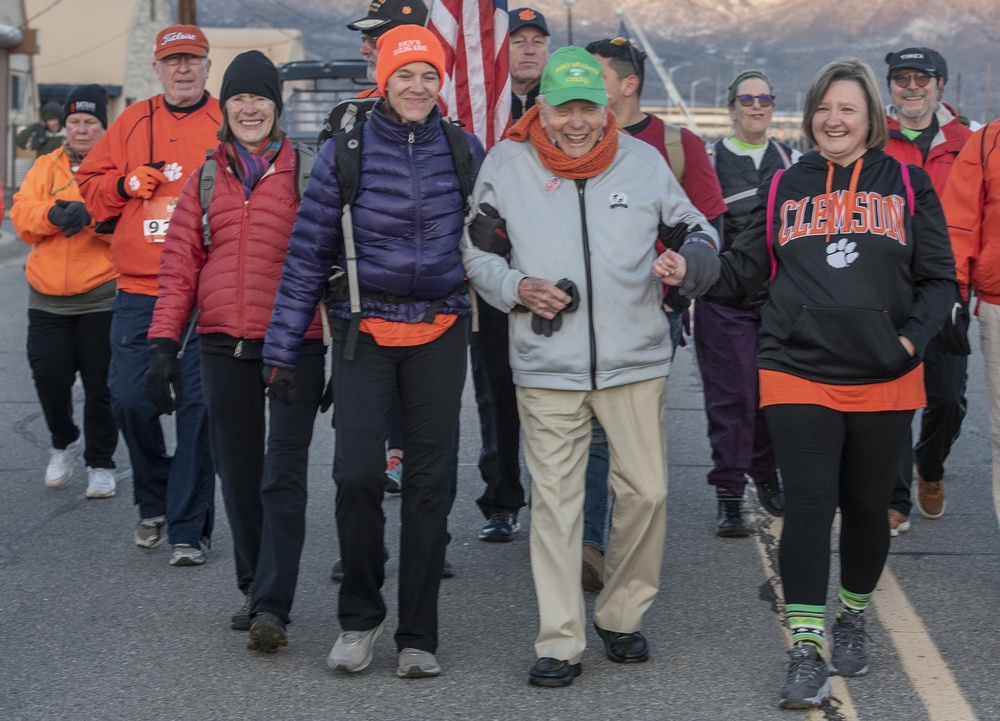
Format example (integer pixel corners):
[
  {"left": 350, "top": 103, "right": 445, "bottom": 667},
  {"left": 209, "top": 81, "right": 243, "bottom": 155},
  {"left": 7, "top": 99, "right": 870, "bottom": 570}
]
[{"left": 375, "top": 25, "right": 447, "bottom": 95}]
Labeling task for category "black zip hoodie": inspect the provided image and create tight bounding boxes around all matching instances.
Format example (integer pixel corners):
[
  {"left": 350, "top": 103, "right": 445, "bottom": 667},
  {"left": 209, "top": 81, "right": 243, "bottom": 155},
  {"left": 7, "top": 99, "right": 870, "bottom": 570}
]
[{"left": 707, "top": 148, "right": 956, "bottom": 385}]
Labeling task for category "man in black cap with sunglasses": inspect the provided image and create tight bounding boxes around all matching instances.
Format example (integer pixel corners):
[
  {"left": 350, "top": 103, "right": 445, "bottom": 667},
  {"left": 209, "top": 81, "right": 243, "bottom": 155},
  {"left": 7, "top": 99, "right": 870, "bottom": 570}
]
[{"left": 883, "top": 47, "right": 973, "bottom": 537}]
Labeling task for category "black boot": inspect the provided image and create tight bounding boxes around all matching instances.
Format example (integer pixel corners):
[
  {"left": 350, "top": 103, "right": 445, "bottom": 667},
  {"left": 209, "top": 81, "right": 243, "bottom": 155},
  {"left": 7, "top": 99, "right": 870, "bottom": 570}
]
[
  {"left": 755, "top": 472, "right": 785, "bottom": 517},
  {"left": 717, "top": 498, "right": 750, "bottom": 537}
]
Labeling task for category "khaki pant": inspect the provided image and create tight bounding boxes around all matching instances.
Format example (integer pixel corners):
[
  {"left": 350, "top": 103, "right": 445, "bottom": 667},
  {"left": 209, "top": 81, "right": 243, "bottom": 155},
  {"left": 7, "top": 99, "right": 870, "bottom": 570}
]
[
  {"left": 517, "top": 377, "right": 669, "bottom": 663},
  {"left": 977, "top": 301, "right": 1000, "bottom": 529}
]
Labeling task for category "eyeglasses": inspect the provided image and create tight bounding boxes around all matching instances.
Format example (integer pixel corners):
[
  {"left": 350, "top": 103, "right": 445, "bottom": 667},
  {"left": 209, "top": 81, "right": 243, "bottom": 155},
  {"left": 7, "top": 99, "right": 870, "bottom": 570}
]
[
  {"left": 160, "top": 54, "right": 206, "bottom": 67},
  {"left": 736, "top": 94, "right": 775, "bottom": 107},
  {"left": 609, "top": 36, "right": 644, "bottom": 79},
  {"left": 360, "top": 33, "right": 379, "bottom": 48},
  {"left": 891, "top": 72, "right": 935, "bottom": 88}
]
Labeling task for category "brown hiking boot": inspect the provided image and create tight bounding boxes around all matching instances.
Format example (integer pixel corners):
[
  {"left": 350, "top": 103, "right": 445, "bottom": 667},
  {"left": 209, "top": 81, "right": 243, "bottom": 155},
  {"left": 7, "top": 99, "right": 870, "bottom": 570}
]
[{"left": 915, "top": 470, "right": 946, "bottom": 519}]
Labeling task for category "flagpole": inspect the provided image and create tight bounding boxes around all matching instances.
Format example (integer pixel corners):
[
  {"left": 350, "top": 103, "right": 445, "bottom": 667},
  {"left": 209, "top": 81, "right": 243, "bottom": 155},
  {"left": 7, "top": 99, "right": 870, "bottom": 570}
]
[{"left": 616, "top": 6, "right": 699, "bottom": 133}]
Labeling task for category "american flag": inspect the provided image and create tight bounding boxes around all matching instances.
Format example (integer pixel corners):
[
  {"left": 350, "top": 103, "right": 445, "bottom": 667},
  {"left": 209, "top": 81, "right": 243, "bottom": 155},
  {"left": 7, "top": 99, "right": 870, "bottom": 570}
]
[{"left": 427, "top": 0, "right": 511, "bottom": 150}]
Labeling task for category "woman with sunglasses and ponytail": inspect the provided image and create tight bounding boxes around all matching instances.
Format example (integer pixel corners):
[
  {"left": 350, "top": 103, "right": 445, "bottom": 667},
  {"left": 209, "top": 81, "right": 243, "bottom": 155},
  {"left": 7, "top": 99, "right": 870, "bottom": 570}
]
[{"left": 694, "top": 70, "right": 798, "bottom": 536}]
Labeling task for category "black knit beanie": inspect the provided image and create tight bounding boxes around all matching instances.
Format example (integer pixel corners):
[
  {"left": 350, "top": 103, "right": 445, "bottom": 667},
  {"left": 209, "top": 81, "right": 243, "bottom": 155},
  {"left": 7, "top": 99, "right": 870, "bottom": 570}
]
[
  {"left": 63, "top": 84, "right": 108, "bottom": 129},
  {"left": 220, "top": 50, "right": 283, "bottom": 115},
  {"left": 41, "top": 101, "right": 62, "bottom": 122}
]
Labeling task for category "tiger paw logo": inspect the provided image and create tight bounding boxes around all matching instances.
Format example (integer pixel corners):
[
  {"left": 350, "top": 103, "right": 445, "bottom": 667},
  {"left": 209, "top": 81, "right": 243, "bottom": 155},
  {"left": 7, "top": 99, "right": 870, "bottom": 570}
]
[
  {"left": 826, "top": 238, "right": 859, "bottom": 268},
  {"left": 163, "top": 162, "right": 183, "bottom": 182},
  {"left": 519, "top": 9, "right": 538, "bottom": 21}
]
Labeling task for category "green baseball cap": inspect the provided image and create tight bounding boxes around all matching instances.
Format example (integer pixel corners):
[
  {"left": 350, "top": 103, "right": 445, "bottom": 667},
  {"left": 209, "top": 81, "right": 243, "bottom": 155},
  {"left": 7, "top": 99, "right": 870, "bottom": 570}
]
[{"left": 540, "top": 46, "right": 607, "bottom": 106}]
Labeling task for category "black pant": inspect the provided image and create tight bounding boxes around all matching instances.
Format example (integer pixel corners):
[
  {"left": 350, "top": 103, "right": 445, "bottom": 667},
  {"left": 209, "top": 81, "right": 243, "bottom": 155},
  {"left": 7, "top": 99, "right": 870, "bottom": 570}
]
[
  {"left": 891, "top": 335, "right": 968, "bottom": 514},
  {"left": 765, "top": 404, "right": 913, "bottom": 606},
  {"left": 331, "top": 317, "right": 467, "bottom": 654},
  {"left": 26, "top": 308, "right": 117, "bottom": 468},
  {"left": 469, "top": 301, "right": 523, "bottom": 518},
  {"left": 201, "top": 350, "right": 324, "bottom": 624}
]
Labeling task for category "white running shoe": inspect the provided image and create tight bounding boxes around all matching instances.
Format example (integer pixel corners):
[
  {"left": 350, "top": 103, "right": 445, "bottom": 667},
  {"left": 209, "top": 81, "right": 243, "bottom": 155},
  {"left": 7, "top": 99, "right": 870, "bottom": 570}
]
[
  {"left": 44, "top": 438, "right": 82, "bottom": 488},
  {"left": 85, "top": 467, "right": 116, "bottom": 499},
  {"left": 327, "top": 620, "right": 386, "bottom": 672}
]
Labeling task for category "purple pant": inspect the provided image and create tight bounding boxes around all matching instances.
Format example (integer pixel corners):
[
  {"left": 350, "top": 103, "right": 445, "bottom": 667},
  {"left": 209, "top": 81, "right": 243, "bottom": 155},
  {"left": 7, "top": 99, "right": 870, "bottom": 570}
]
[{"left": 693, "top": 299, "right": 776, "bottom": 497}]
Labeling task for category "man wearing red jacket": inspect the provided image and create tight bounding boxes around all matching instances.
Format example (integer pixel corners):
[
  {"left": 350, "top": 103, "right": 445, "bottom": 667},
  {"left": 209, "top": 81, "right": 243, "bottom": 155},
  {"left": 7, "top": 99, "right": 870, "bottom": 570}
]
[
  {"left": 942, "top": 116, "right": 1000, "bottom": 532},
  {"left": 77, "top": 25, "right": 221, "bottom": 566},
  {"left": 882, "top": 47, "right": 972, "bottom": 536}
]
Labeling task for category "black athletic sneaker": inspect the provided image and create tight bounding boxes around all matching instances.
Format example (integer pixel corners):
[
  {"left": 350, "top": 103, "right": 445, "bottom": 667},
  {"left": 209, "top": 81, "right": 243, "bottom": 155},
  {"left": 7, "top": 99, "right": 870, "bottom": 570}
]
[
  {"left": 755, "top": 472, "right": 785, "bottom": 517},
  {"left": 829, "top": 610, "right": 870, "bottom": 676},
  {"left": 779, "top": 643, "right": 831, "bottom": 709}
]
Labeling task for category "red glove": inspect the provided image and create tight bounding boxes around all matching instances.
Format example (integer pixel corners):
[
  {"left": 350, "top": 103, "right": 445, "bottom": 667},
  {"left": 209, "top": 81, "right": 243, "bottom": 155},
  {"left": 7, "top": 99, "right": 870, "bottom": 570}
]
[{"left": 124, "top": 161, "right": 167, "bottom": 199}]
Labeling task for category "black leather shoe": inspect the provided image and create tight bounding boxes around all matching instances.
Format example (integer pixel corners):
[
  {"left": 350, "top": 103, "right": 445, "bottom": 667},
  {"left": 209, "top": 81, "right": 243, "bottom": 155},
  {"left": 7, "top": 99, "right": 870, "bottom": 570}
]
[
  {"left": 755, "top": 472, "right": 785, "bottom": 517},
  {"left": 717, "top": 499, "right": 750, "bottom": 538},
  {"left": 593, "top": 623, "right": 649, "bottom": 663},
  {"left": 528, "top": 657, "right": 582, "bottom": 687}
]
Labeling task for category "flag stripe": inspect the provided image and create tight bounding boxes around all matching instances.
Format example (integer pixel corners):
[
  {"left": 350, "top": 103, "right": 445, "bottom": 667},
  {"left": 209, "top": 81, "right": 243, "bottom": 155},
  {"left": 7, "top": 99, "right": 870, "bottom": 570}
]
[{"left": 428, "top": 0, "right": 510, "bottom": 150}]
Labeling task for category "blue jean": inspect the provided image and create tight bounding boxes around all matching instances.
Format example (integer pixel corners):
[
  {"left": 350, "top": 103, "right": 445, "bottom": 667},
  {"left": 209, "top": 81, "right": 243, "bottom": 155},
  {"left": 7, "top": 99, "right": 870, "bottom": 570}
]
[
  {"left": 108, "top": 291, "right": 215, "bottom": 545},
  {"left": 583, "top": 418, "right": 610, "bottom": 550}
]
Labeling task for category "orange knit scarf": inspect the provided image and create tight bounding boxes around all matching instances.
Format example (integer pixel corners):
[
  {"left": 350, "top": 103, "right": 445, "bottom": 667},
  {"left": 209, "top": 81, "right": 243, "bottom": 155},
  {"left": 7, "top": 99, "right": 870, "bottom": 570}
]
[{"left": 508, "top": 105, "right": 620, "bottom": 179}]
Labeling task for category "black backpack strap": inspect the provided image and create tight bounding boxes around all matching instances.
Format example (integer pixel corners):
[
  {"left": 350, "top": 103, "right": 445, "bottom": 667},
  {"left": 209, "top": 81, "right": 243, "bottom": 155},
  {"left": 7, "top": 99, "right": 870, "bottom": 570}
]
[{"left": 440, "top": 119, "right": 475, "bottom": 213}]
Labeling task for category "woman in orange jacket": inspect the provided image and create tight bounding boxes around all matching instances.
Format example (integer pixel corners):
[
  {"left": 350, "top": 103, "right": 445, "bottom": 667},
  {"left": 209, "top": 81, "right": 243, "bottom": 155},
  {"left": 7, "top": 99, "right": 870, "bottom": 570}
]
[{"left": 11, "top": 85, "right": 119, "bottom": 498}]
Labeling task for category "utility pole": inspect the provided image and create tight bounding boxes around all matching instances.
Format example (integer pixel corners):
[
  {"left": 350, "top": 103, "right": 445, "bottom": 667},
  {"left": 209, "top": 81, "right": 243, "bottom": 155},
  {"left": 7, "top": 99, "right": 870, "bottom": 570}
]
[{"left": 178, "top": 0, "right": 197, "bottom": 25}]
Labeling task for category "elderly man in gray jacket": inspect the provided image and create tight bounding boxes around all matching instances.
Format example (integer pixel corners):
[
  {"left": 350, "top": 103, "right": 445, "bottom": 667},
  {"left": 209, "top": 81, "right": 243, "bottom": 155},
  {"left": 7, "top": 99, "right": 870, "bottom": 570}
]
[{"left": 461, "top": 46, "right": 721, "bottom": 688}]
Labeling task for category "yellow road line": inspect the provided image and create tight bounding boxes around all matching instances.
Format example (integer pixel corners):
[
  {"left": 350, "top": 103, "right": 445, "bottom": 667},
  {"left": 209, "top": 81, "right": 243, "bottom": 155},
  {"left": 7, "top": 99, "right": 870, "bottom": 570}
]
[
  {"left": 872, "top": 566, "right": 978, "bottom": 721},
  {"left": 751, "top": 513, "right": 860, "bottom": 720}
]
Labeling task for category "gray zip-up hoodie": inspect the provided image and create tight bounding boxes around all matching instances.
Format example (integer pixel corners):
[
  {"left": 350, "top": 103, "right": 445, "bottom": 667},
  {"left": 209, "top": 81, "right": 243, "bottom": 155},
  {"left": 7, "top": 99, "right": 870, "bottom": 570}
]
[{"left": 462, "top": 132, "right": 718, "bottom": 392}]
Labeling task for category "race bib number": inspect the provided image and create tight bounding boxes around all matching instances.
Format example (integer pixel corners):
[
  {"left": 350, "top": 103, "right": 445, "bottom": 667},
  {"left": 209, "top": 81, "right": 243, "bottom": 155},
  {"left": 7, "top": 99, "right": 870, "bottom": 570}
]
[{"left": 143, "top": 196, "right": 179, "bottom": 243}]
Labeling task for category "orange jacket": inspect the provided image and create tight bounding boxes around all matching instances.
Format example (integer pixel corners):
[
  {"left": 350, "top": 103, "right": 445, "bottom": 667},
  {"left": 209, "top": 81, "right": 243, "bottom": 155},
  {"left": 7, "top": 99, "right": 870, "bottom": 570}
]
[
  {"left": 941, "top": 119, "right": 1000, "bottom": 303},
  {"left": 11, "top": 147, "right": 117, "bottom": 296},
  {"left": 76, "top": 93, "right": 222, "bottom": 296}
]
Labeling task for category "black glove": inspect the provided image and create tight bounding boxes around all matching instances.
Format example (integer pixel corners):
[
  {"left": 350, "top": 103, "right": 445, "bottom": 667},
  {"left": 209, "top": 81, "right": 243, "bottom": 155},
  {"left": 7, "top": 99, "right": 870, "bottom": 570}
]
[
  {"left": 937, "top": 292, "right": 971, "bottom": 356},
  {"left": 47, "top": 199, "right": 91, "bottom": 238},
  {"left": 469, "top": 202, "right": 511, "bottom": 256},
  {"left": 657, "top": 220, "right": 687, "bottom": 252},
  {"left": 531, "top": 278, "right": 580, "bottom": 337},
  {"left": 663, "top": 285, "right": 691, "bottom": 312},
  {"left": 263, "top": 365, "right": 297, "bottom": 405},
  {"left": 678, "top": 234, "right": 721, "bottom": 298},
  {"left": 30, "top": 124, "right": 48, "bottom": 151},
  {"left": 144, "top": 338, "right": 182, "bottom": 415}
]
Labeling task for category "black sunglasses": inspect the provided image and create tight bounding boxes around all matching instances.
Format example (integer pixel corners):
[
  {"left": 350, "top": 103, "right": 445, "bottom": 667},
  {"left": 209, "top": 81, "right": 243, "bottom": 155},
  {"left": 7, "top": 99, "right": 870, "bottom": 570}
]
[
  {"left": 736, "top": 94, "right": 775, "bottom": 108},
  {"left": 891, "top": 72, "right": 935, "bottom": 88},
  {"left": 609, "top": 36, "right": 644, "bottom": 78}
]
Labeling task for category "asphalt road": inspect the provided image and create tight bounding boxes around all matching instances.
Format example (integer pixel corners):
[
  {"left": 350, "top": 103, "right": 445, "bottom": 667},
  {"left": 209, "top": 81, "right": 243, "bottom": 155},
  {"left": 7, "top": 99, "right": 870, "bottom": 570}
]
[{"left": 0, "top": 240, "right": 997, "bottom": 721}]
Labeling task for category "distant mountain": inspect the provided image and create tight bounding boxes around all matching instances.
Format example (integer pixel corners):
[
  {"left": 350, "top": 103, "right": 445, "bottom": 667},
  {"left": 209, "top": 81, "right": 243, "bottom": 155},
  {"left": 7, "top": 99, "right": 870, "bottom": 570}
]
[{"left": 197, "top": 0, "right": 1000, "bottom": 123}]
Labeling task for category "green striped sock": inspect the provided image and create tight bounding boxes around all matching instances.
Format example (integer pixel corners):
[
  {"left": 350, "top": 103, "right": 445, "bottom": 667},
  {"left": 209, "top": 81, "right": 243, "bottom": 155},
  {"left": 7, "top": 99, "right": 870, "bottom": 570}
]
[
  {"left": 786, "top": 604, "right": 826, "bottom": 651},
  {"left": 837, "top": 586, "right": 873, "bottom": 617}
]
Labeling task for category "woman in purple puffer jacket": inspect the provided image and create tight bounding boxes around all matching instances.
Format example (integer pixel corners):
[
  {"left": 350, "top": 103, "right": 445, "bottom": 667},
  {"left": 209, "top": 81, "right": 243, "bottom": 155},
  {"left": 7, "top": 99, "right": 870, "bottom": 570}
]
[{"left": 263, "top": 25, "right": 483, "bottom": 679}]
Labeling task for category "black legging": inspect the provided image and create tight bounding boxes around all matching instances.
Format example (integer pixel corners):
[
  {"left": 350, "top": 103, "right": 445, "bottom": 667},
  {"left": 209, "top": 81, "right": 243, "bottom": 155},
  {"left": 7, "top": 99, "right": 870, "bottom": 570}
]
[{"left": 765, "top": 404, "right": 914, "bottom": 606}]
